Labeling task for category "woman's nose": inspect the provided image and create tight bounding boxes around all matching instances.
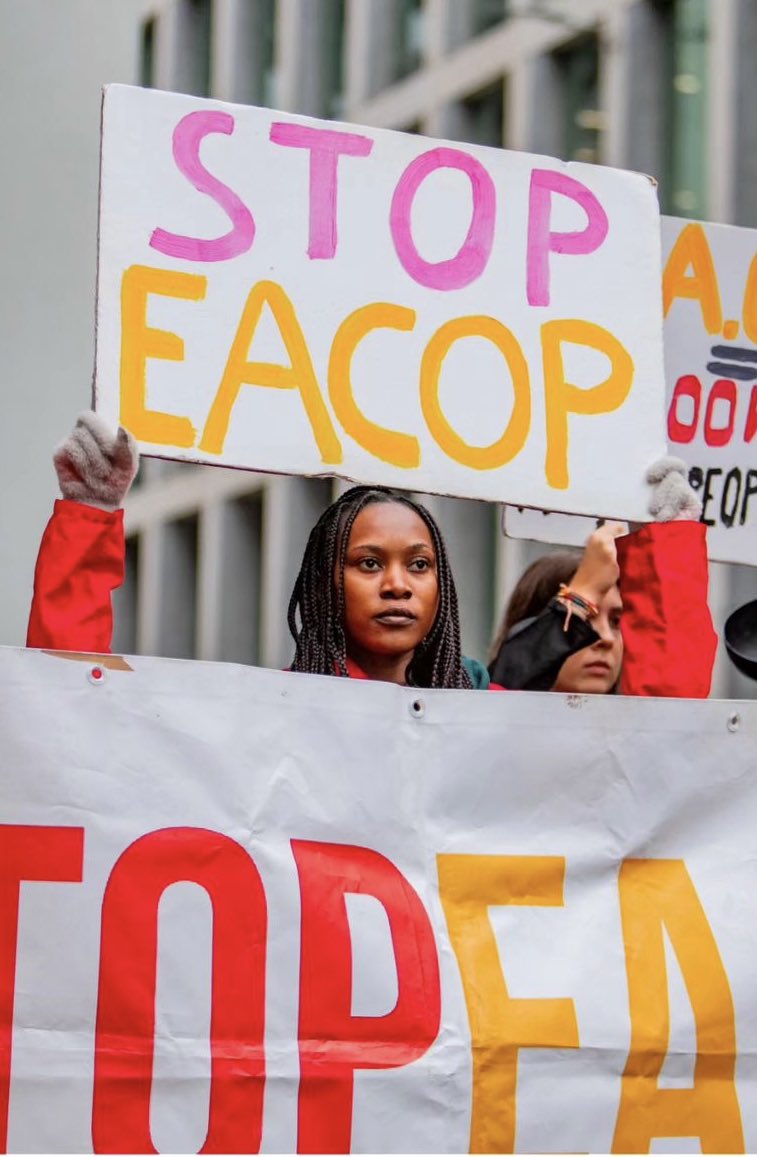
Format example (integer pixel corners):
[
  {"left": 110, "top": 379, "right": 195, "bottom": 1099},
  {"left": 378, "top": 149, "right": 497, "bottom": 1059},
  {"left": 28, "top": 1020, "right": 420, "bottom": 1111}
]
[
  {"left": 381, "top": 562, "right": 411, "bottom": 597},
  {"left": 593, "top": 614, "right": 613, "bottom": 644}
]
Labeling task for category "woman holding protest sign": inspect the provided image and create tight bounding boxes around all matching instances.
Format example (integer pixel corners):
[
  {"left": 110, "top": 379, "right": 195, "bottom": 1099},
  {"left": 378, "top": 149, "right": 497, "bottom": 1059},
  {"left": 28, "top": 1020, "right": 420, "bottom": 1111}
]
[
  {"left": 25, "top": 412, "right": 618, "bottom": 690},
  {"left": 27, "top": 415, "right": 716, "bottom": 698},
  {"left": 488, "top": 459, "right": 717, "bottom": 697},
  {"left": 26, "top": 412, "right": 491, "bottom": 688}
]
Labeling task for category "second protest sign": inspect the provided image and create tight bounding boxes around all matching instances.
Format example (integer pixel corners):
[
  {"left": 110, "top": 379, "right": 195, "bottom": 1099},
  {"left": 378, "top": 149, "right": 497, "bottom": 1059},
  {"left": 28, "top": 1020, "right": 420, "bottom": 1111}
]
[{"left": 504, "top": 216, "right": 757, "bottom": 564}]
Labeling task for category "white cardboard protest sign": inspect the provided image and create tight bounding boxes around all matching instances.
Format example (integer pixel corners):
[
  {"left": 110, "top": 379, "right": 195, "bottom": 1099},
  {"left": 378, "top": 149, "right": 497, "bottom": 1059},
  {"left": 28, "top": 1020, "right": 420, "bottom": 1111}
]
[
  {"left": 664, "top": 216, "right": 757, "bottom": 562},
  {"left": 504, "top": 215, "right": 757, "bottom": 563},
  {"left": 2, "top": 645, "right": 756, "bottom": 1153},
  {"left": 94, "top": 83, "right": 666, "bottom": 519}
]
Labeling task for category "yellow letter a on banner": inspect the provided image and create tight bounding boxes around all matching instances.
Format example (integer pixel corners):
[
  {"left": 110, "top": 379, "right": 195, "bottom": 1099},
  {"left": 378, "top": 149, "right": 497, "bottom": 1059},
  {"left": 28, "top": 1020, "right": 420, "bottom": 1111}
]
[{"left": 613, "top": 859, "right": 744, "bottom": 1154}]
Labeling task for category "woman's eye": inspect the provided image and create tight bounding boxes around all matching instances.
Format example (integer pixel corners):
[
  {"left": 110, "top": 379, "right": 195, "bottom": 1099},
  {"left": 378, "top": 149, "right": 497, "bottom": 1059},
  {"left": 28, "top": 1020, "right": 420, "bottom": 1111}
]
[
  {"left": 410, "top": 557, "right": 432, "bottom": 572},
  {"left": 358, "top": 557, "right": 380, "bottom": 571}
]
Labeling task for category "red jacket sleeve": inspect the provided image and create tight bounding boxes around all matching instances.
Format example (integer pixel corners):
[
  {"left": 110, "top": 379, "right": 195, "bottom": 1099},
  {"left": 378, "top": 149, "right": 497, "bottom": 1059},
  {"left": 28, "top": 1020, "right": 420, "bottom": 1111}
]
[
  {"left": 26, "top": 499, "right": 124, "bottom": 654},
  {"left": 616, "top": 521, "right": 716, "bottom": 698}
]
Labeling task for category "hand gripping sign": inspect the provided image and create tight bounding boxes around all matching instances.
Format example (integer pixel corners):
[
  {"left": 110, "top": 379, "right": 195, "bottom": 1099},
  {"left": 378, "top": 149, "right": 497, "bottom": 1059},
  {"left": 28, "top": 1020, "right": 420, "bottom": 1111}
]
[{"left": 94, "top": 84, "right": 667, "bottom": 519}]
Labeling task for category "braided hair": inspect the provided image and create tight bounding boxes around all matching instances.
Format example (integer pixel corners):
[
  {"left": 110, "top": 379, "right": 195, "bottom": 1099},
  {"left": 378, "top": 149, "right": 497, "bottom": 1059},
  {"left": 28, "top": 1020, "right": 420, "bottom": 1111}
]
[{"left": 287, "top": 485, "right": 472, "bottom": 689}]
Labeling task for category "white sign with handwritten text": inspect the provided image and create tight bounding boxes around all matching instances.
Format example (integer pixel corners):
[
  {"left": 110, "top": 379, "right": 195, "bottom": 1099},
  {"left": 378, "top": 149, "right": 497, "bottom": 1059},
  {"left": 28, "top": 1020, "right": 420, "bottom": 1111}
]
[{"left": 95, "top": 84, "right": 666, "bottom": 518}]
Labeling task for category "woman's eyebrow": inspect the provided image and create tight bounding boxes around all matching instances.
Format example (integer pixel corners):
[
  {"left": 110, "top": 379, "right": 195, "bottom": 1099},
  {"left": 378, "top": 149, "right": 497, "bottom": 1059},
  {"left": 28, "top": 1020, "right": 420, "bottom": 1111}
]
[{"left": 346, "top": 542, "right": 434, "bottom": 554}]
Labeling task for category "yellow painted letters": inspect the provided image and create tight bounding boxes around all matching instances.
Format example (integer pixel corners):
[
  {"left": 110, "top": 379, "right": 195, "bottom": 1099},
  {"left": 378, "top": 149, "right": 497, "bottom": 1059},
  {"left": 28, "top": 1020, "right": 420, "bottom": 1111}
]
[
  {"left": 663, "top": 223, "right": 723, "bottom": 333},
  {"left": 120, "top": 264, "right": 206, "bottom": 447},
  {"left": 199, "top": 280, "right": 342, "bottom": 464},
  {"left": 420, "top": 317, "right": 531, "bottom": 470},
  {"left": 613, "top": 859, "right": 744, "bottom": 1154},
  {"left": 542, "top": 319, "right": 634, "bottom": 490},
  {"left": 437, "top": 854, "right": 578, "bottom": 1154},
  {"left": 328, "top": 303, "right": 419, "bottom": 468}
]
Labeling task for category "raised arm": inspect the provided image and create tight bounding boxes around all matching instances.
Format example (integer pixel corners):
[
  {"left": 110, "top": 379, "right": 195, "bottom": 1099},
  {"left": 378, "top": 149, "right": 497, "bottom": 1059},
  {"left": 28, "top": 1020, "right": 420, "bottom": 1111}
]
[
  {"left": 617, "top": 458, "right": 716, "bottom": 698},
  {"left": 26, "top": 412, "right": 138, "bottom": 653},
  {"left": 488, "top": 523, "right": 623, "bottom": 691}
]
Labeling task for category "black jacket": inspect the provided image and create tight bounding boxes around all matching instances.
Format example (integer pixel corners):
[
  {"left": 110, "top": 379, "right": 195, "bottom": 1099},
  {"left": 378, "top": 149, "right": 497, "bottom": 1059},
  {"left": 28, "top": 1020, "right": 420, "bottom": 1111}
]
[{"left": 488, "top": 600, "right": 598, "bottom": 691}]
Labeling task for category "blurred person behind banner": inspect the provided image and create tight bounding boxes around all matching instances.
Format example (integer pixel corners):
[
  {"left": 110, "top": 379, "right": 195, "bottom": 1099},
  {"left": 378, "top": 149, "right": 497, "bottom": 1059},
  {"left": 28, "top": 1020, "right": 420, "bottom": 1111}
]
[{"left": 487, "top": 459, "right": 716, "bottom": 698}]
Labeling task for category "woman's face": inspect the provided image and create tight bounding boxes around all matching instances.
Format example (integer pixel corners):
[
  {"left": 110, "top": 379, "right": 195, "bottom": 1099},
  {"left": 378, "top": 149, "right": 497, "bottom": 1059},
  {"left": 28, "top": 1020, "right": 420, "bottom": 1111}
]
[
  {"left": 553, "top": 583, "right": 624, "bottom": 694},
  {"left": 341, "top": 501, "right": 440, "bottom": 672}
]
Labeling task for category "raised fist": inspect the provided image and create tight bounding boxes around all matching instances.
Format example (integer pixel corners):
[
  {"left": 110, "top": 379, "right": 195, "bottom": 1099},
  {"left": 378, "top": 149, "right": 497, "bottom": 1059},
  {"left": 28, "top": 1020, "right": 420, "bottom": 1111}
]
[
  {"left": 570, "top": 521, "right": 626, "bottom": 606},
  {"left": 53, "top": 411, "right": 139, "bottom": 511},
  {"left": 647, "top": 456, "right": 702, "bottom": 522}
]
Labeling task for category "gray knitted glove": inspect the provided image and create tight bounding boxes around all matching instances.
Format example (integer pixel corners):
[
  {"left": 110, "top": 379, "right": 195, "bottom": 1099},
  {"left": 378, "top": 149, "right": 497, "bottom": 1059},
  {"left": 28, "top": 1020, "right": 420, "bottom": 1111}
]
[
  {"left": 53, "top": 411, "right": 139, "bottom": 511},
  {"left": 647, "top": 456, "right": 702, "bottom": 522}
]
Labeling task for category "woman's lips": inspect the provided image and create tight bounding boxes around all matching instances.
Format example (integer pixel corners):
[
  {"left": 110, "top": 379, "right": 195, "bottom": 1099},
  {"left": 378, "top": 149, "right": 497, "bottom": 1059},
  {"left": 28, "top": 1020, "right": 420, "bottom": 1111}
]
[
  {"left": 374, "top": 610, "right": 417, "bottom": 626},
  {"left": 583, "top": 660, "right": 611, "bottom": 674}
]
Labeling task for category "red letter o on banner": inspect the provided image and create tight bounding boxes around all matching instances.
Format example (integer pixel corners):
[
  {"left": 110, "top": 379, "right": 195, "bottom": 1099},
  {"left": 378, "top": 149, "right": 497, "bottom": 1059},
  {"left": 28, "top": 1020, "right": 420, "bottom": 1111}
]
[
  {"left": 667, "top": 374, "right": 702, "bottom": 443},
  {"left": 292, "top": 840, "right": 441, "bottom": 1154},
  {"left": 92, "top": 828, "right": 267, "bottom": 1154}
]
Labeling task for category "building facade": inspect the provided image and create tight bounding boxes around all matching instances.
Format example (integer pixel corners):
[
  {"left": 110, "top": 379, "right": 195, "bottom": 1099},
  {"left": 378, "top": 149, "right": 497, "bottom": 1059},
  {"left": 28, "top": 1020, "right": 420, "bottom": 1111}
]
[{"left": 108, "top": 0, "right": 757, "bottom": 695}]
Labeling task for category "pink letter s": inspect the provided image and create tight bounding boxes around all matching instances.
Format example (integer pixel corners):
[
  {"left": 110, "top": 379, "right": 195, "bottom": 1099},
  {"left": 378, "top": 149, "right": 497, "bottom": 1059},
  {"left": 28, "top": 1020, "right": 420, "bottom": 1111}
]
[{"left": 150, "top": 110, "right": 254, "bottom": 263}]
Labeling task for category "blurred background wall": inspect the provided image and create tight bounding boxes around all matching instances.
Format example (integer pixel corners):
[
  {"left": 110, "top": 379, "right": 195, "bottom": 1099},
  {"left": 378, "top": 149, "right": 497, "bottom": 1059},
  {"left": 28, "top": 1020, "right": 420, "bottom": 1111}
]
[
  {"left": 0, "top": 0, "right": 156, "bottom": 643},
  {"left": 2, "top": 0, "right": 756, "bottom": 695}
]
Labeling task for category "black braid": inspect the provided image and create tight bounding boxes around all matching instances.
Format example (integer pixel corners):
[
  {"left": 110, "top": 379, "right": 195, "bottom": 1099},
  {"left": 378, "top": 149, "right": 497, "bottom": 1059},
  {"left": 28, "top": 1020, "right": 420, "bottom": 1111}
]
[{"left": 287, "top": 486, "right": 473, "bottom": 689}]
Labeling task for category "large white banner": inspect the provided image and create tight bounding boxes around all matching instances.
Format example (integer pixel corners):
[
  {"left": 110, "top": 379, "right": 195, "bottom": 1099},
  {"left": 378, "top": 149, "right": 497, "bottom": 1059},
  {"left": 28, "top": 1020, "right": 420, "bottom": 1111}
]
[
  {"left": 94, "top": 84, "right": 666, "bottom": 520},
  {"left": 2, "top": 647, "right": 757, "bottom": 1153},
  {"left": 504, "top": 216, "right": 757, "bottom": 564}
]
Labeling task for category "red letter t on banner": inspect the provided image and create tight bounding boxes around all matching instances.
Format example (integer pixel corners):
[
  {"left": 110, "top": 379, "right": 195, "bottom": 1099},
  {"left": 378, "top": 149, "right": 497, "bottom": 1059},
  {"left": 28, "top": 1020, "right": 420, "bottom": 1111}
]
[
  {"left": 0, "top": 825, "right": 84, "bottom": 1153},
  {"left": 93, "top": 827, "right": 267, "bottom": 1155}
]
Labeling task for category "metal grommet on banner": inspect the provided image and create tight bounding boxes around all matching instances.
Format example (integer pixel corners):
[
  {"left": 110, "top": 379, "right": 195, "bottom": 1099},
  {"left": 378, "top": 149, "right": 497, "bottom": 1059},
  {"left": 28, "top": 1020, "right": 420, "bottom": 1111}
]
[
  {"left": 409, "top": 698, "right": 425, "bottom": 720},
  {"left": 727, "top": 712, "right": 741, "bottom": 733},
  {"left": 87, "top": 664, "right": 106, "bottom": 686}
]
